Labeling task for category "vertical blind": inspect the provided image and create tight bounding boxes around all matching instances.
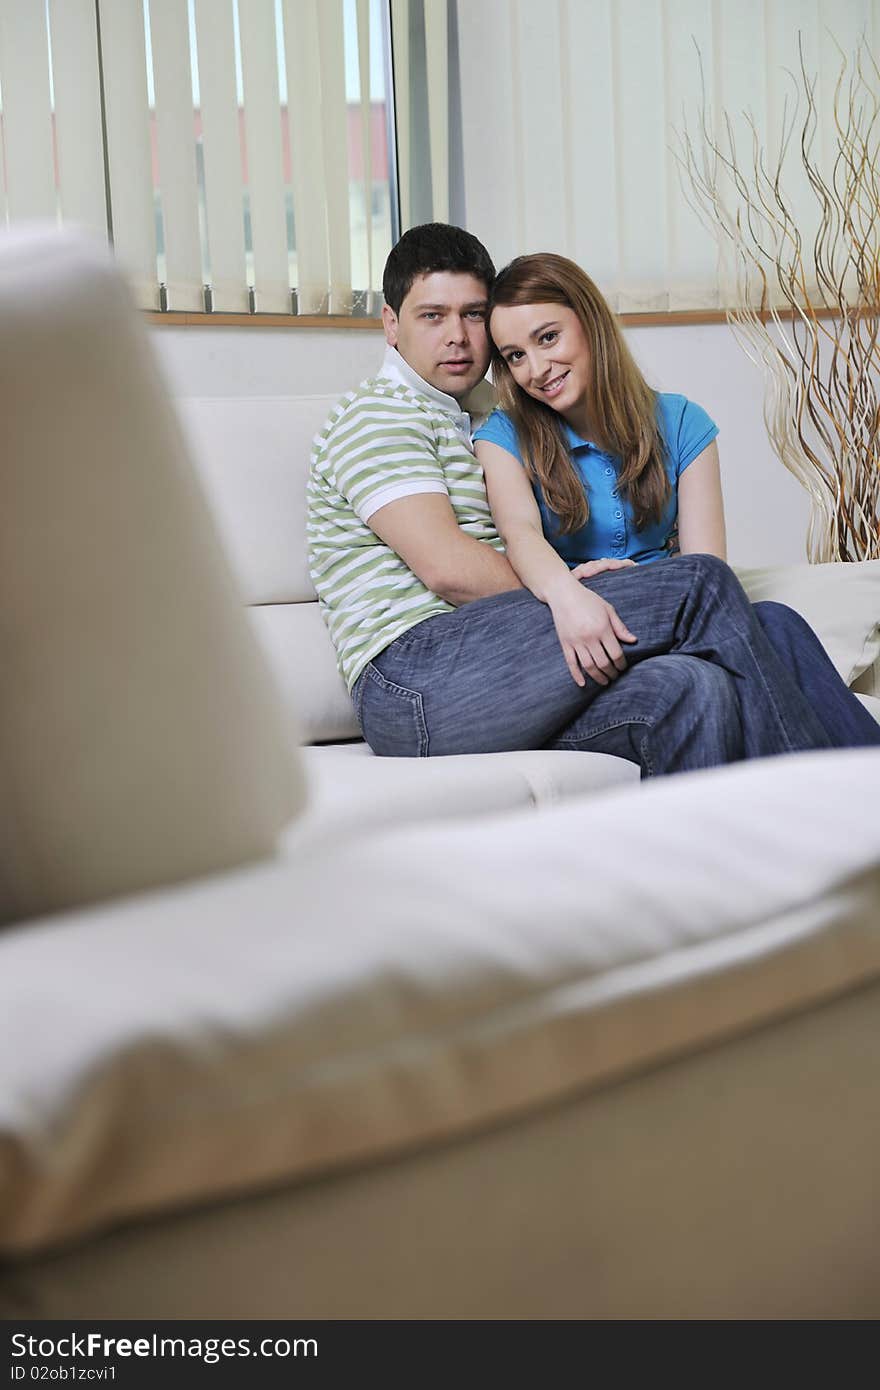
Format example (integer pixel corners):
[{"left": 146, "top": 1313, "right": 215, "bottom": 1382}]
[
  {"left": 5, "top": 1, "right": 874, "bottom": 316},
  {"left": 455, "top": 0, "right": 880, "bottom": 312},
  {"left": 100, "top": 2, "right": 159, "bottom": 308},
  {"left": 0, "top": 0, "right": 397, "bottom": 314},
  {"left": 390, "top": 0, "right": 449, "bottom": 231},
  {"left": 0, "top": 2, "right": 57, "bottom": 223}
]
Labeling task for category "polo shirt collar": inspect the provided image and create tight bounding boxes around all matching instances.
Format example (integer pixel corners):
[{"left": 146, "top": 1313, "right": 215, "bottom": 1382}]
[
  {"left": 379, "top": 345, "right": 463, "bottom": 419},
  {"left": 564, "top": 420, "right": 602, "bottom": 452}
]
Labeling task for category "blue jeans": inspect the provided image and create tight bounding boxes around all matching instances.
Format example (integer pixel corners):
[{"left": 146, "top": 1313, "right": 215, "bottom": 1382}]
[
  {"left": 752, "top": 600, "right": 880, "bottom": 750},
  {"left": 353, "top": 554, "right": 874, "bottom": 773}
]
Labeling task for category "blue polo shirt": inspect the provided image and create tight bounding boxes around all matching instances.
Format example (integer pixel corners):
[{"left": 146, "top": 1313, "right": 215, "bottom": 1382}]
[{"left": 473, "top": 392, "right": 718, "bottom": 565}]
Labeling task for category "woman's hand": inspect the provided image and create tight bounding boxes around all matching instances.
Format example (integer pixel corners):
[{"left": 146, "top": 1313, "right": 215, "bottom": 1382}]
[
  {"left": 546, "top": 579, "right": 638, "bottom": 687},
  {"left": 569, "top": 557, "right": 637, "bottom": 580}
]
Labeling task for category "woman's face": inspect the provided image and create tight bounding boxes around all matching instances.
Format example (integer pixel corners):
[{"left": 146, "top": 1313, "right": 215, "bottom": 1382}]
[{"left": 490, "top": 301, "right": 592, "bottom": 427}]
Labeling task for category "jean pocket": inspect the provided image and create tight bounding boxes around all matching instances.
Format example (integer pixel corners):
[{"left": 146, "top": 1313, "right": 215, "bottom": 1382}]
[{"left": 358, "top": 662, "right": 430, "bottom": 757}]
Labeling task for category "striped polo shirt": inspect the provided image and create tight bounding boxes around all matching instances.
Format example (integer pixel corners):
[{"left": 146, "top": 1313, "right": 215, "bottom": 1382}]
[{"left": 307, "top": 346, "right": 503, "bottom": 690}]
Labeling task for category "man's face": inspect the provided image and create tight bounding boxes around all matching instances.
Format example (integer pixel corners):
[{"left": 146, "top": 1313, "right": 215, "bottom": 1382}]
[{"left": 382, "top": 271, "right": 491, "bottom": 400}]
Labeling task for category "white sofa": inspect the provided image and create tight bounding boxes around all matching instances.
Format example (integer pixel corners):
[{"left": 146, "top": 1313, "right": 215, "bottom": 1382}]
[{"left": 1, "top": 229, "right": 879, "bottom": 1320}]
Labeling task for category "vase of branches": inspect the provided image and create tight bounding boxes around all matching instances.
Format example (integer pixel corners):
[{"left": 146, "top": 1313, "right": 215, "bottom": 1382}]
[{"left": 675, "top": 38, "right": 879, "bottom": 562}]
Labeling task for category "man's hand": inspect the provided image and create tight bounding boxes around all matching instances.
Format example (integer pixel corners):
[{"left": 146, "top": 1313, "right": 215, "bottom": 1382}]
[
  {"left": 569, "top": 557, "right": 637, "bottom": 580},
  {"left": 547, "top": 582, "right": 638, "bottom": 687}
]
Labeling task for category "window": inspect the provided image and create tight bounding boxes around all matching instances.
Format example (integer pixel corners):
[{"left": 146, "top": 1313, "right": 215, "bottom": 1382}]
[
  {"left": 0, "top": 0, "right": 401, "bottom": 315},
  {"left": 6, "top": 1, "right": 869, "bottom": 319}
]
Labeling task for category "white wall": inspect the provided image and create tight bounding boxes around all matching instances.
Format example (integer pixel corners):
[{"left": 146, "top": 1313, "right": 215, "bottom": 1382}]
[
  {"left": 151, "top": 325, "right": 382, "bottom": 399},
  {"left": 625, "top": 320, "right": 810, "bottom": 566},
  {"left": 151, "top": 319, "right": 811, "bottom": 567}
]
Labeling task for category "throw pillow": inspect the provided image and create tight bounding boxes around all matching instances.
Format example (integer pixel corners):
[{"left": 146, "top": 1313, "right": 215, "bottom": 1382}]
[{"left": 736, "top": 560, "right": 880, "bottom": 686}]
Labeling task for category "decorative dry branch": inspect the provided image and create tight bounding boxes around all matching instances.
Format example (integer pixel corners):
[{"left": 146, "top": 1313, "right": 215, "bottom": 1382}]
[{"left": 674, "top": 36, "right": 880, "bottom": 562}]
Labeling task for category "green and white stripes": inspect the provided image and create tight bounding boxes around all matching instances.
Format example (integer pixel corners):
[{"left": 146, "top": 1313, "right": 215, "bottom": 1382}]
[{"left": 307, "top": 376, "right": 503, "bottom": 690}]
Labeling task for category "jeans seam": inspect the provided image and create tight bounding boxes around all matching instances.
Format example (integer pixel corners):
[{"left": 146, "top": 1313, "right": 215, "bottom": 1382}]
[
  {"left": 554, "top": 715, "right": 655, "bottom": 775},
  {"left": 554, "top": 715, "right": 653, "bottom": 745}
]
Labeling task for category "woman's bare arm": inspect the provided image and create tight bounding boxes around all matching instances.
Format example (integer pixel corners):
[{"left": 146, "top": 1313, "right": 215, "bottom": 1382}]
[
  {"left": 476, "top": 439, "right": 636, "bottom": 686},
  {"left": 676, "top": 440, "right": 727, "bottom": 559}
]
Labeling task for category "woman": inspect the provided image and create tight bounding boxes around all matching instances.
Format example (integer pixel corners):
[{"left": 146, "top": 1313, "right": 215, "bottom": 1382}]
[{"left": 474, "top": 253, "right": 879, "bottom": 748}]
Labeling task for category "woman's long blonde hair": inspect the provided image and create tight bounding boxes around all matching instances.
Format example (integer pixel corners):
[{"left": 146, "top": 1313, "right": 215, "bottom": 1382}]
[{"left": 488, "top": 254, "right": 669, "bottom": 534}]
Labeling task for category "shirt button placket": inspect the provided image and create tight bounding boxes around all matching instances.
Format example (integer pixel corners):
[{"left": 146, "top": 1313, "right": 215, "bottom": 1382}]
[{"left": 607, "top": 466, "right": 625, "bottom": 554}]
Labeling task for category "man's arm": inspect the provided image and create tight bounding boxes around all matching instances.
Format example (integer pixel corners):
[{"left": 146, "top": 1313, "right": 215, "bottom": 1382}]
[{"left": 368, "top": 493, "right": 522, "bottom": 605}]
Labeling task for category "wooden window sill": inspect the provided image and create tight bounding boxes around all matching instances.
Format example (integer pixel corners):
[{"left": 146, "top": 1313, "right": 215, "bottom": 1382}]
[{"left": 144, "top": 306, "right": 861, "bottom": 329}]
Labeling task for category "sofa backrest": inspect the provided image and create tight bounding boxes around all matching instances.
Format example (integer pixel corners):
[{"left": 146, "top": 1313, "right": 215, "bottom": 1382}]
[{"left": 179, "top": 396, "right": 361, "bottom": 743}]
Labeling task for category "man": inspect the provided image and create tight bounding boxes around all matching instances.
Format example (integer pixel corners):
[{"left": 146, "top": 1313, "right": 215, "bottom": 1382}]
[{"left": 307, "top": 223, "right": 835, "bottom": 773}]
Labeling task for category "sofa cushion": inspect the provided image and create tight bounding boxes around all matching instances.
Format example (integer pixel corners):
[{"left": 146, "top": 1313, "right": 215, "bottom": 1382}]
[
  {"left": 0, "top": 228, "right": 305, "bottom": 925},
  {"left": 736, "top": 559, "right": 880, "bottom": 685},
  {"left": 292, "top": 742, "right": 639, "bottom": 844},
  {"left": 1, "top": 750, "right": 879, "bottom": 1254}
]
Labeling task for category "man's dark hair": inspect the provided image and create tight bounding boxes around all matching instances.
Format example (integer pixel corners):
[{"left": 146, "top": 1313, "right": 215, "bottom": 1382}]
[{"left": 382, "top": 223, "right": 495, "bottom": 314}]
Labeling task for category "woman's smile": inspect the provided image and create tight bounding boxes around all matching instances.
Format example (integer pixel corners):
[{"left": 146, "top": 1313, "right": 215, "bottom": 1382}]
[{"left": 536, "top": 369, "right": 570, "bottom": 399}]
